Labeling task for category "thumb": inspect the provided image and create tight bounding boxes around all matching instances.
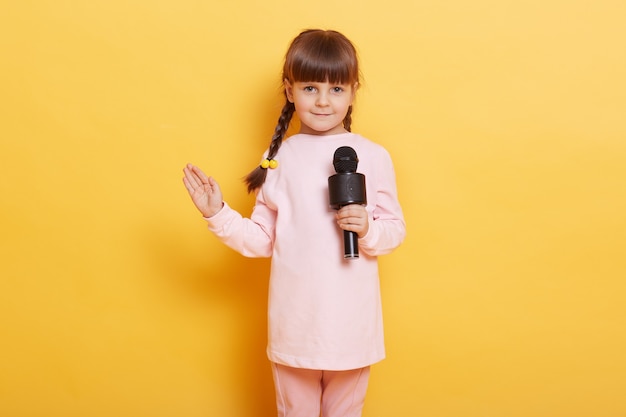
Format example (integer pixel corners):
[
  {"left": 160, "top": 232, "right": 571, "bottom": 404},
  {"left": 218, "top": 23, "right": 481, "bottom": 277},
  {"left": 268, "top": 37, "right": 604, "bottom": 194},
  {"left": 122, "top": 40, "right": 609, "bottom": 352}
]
[
  {"left": 208, "top": 176, "right": 219, "bottom": 190},
  {"left": 207, "top": 177, "right": 224, "bottom": 199}
]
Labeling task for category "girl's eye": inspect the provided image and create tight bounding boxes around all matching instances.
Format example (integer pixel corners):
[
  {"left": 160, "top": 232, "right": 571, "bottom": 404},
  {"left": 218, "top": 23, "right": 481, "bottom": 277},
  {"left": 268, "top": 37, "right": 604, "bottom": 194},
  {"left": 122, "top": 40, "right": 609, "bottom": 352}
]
[
  {"left": 303, "top": 86, "right": 316, "bottom": 92},
  {"left": 332, "top": 87, "right": 344, "bottom": 93}
]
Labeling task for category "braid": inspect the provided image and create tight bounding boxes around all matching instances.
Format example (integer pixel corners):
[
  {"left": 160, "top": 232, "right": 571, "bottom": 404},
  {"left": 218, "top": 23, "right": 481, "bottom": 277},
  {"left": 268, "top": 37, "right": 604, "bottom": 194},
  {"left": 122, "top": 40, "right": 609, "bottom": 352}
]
[
  {"left": 343, "top": 105, "right": 353, "bottom": 132},
  {"left": 268, "top": 100, "right": 294, "bottom": 159},
  {"left": 244, "top": 99, "right": 295, "bottom": 193}
]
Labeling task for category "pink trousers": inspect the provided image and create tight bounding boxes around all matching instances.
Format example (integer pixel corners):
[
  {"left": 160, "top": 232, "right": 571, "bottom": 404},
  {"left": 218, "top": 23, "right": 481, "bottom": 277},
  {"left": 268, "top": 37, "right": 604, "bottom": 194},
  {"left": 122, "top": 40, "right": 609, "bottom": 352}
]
[{"left": 271, "top": 362, "right": 371, "bottom": 417}]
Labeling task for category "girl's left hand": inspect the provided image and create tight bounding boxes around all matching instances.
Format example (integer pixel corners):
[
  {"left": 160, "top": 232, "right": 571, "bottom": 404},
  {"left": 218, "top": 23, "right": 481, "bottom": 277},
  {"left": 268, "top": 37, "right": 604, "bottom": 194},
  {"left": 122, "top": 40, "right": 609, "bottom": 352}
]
[{"left": 336, "top": 204, "right": 369, "bottom": 238}]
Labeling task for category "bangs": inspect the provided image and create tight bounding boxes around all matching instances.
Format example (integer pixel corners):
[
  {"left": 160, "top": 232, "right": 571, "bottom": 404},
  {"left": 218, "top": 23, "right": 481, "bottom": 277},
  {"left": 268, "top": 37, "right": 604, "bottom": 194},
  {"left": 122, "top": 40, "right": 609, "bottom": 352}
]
[
  {"left": 285, "top": 32, "right": 359, "bottom": 85},
  {"left": 290, "top": 52, "right": 356, "bottom": 84}
]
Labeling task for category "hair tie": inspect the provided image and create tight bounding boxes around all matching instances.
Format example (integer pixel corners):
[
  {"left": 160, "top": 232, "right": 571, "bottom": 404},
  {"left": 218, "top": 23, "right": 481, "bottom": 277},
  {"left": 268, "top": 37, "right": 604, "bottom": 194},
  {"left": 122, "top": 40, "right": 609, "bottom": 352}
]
[{"left": 260, "top": 158, "right": 278, "bottom": 169}]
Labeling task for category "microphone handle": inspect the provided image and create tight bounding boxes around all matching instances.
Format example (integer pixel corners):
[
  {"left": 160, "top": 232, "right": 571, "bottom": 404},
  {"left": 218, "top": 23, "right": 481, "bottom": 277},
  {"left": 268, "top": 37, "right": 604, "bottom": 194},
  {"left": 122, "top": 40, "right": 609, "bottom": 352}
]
[{"left": 343, "top": 230, "right": 359, "bottom": 259}]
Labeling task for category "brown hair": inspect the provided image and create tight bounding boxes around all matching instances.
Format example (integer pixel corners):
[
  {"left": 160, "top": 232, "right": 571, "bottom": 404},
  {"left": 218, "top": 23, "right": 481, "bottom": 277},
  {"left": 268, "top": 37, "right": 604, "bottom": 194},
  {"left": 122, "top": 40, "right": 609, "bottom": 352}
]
[{"left": 244, "top": 29, "right": 360, "bottom": 193}]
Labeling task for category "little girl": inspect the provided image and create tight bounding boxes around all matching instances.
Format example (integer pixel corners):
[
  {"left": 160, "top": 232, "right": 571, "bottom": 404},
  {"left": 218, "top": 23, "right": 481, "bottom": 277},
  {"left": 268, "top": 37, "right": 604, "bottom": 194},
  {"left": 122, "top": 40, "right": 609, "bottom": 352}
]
[{"left": 183, "top": 29, "right": 405, "bottom": 417}]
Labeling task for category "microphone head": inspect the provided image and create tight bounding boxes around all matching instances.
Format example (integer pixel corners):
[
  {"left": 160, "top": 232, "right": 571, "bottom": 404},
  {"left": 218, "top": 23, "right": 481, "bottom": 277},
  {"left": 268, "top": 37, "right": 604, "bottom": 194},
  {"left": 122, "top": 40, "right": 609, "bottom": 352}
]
[{"left": 333, "top": 146, "right": 359, "bottom": 173}]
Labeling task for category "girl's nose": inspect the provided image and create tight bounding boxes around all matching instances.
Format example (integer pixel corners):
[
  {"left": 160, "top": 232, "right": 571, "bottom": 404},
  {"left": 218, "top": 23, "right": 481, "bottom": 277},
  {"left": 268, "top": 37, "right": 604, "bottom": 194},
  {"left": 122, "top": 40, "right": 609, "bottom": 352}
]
[{"left": 316, "top": 92, "right": 329, "bottom": 106}]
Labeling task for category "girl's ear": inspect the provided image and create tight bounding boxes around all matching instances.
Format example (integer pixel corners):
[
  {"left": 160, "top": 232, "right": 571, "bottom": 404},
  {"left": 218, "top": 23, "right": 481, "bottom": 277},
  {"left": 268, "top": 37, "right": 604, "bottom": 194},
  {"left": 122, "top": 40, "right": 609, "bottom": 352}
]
[
  {"left": 284, "top": 79, "right": 294, "bottom": 103},
  {"left": 351, "top": 82, "right": 359, "bottom": 103}
]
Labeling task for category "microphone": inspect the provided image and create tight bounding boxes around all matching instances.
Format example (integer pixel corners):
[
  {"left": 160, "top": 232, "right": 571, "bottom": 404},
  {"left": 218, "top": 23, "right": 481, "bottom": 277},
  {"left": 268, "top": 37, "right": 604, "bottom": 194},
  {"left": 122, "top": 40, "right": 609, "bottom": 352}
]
[{"left": 328, "top": 146, "right": 367, "bottom": 259}]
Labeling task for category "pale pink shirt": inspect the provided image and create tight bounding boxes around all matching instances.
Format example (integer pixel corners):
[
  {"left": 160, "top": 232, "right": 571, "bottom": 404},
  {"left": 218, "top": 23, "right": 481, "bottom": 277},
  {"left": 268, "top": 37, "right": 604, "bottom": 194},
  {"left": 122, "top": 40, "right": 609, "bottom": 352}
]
[{"left": 205, "top": 132, "right": 405, "bottom": 370}]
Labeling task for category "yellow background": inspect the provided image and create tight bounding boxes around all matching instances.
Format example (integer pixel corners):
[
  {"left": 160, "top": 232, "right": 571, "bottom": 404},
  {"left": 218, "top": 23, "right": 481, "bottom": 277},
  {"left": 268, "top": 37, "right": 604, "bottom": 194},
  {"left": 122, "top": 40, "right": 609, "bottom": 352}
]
[{"left": 1, "top": 0, "right": 625, "bottom": 416}]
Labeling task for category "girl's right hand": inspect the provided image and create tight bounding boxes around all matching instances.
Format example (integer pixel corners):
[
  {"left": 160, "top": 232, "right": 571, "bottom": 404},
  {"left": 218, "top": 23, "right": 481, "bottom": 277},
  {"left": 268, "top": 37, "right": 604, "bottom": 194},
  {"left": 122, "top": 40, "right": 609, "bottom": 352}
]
[{"left": 182, "top": 163, "right": 224, "bottom": 218}]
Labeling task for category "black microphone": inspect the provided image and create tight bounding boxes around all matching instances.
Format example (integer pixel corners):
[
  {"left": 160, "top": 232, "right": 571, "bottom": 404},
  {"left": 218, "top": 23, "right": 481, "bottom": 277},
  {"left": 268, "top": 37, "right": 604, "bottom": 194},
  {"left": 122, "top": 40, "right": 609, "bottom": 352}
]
[{"left": 328, "top": 146, "right": 367, "bottom": 259}]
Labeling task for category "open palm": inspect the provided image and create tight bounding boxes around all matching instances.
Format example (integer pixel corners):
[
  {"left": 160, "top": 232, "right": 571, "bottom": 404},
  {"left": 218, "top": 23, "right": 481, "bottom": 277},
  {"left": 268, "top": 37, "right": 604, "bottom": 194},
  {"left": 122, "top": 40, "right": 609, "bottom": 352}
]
[{"left": 182, "top": 163, "right": 224, "bottom": 218}]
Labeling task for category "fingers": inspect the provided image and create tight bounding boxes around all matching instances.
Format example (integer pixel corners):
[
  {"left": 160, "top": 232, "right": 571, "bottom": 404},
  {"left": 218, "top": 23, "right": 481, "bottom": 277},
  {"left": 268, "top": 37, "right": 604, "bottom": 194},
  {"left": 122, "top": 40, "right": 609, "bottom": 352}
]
[
  {"left": 182, "top": 176, "right": 194, "bottom": 194},
  {"left": 337, "top": 204, "right": 366, "bottom": 220},
  {"left": 183, "top": 163, "right": 211, "bottom": 189},
  {"left": 207, "top": 176, "right": 221, "bottom": 196},
  {"left": 336, "top": 204, "right": 369, "bottom": 237},
  {"left": 191, "top": 164, "right": 210, "bottom": 184},
  {"left": 183, "top": 164, "right": 201, "bottom": 188}
]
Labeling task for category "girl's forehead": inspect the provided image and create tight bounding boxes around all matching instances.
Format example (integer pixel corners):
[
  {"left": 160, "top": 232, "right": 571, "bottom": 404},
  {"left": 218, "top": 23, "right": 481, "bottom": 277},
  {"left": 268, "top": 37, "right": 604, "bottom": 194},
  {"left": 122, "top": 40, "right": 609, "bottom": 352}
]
[{"left": 294, "top": 79, "right": 353, "bottom": 85}]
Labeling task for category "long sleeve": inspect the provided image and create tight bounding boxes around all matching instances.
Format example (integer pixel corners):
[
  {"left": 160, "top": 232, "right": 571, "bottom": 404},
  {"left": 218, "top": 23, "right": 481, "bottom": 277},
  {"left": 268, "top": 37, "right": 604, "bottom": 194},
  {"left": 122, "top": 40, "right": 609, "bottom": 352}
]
[
  {"left": 204, "top": 198, "right": 276, "bottom": 258},
  {"left": 359, "top": 147, "right": 406, "bottom": 256}
]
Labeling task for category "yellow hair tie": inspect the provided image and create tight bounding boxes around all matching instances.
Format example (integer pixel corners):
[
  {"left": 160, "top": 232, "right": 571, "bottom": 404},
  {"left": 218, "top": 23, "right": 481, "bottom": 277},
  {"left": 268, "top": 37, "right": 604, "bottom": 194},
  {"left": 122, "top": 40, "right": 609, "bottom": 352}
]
[{"left": 261, "top": 158, "right": 278, "bottom": 169}]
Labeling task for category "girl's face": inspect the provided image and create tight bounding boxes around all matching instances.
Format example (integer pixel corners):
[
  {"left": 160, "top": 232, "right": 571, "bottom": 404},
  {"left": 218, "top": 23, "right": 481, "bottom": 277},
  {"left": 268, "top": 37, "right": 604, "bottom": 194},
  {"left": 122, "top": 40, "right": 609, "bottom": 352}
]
[{"left": 284, "top": 80, "right": 356, "bottom": 136}]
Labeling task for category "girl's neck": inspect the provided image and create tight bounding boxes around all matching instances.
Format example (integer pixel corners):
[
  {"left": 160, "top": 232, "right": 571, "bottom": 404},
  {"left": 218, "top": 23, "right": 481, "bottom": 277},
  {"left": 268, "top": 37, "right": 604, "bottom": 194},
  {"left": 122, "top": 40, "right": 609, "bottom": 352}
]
[{"left": 298, "top": 127, "right": 350, "bottom": 136}]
